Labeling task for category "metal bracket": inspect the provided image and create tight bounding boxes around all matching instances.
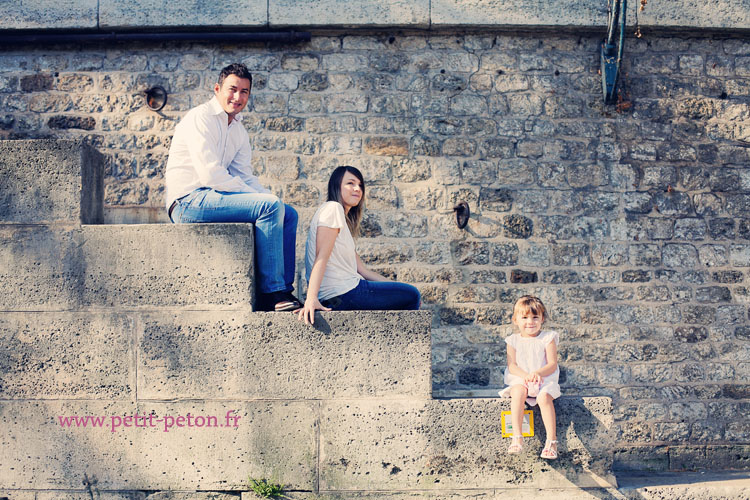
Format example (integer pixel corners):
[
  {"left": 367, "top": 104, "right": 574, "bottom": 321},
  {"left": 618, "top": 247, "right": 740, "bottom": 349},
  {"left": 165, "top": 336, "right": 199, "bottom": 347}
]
[
  {"left": 453, "top": 202, "right": 470, "bottom": 229},
  {"left": 145, "top": 86, "right": 168, "bottom": 112},
  {"left": 600, "top": 43, "right": 619, "bottom": 104}
]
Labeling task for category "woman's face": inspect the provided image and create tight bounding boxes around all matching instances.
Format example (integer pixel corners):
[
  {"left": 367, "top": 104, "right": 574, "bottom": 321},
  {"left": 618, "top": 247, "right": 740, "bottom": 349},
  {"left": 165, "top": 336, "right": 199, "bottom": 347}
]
[{"left": 340, "top": 171, "right": 363, "bottom": 211}]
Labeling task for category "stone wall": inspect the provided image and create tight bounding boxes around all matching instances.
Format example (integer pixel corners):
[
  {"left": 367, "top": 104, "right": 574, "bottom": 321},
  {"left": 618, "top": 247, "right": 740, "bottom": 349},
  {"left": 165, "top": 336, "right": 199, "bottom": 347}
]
[{"left": 1, "top": 30, "right": 750, "bottom": 468}]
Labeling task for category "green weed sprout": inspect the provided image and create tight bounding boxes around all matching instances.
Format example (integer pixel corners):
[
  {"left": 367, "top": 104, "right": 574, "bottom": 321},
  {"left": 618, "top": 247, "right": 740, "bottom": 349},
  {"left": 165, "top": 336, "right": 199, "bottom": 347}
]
[{"left": 248, "top": 477, "right": 284, "bottom": 498}]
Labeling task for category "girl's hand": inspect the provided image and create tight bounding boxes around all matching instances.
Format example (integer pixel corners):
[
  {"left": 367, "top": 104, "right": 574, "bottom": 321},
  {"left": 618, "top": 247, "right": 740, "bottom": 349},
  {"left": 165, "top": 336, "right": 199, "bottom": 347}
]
[
  {"left": 525, "top": 372, "right": 542, "bottom": 384},
  {"left": 296, "top": 297, "right": 331, "bottom": 325}
]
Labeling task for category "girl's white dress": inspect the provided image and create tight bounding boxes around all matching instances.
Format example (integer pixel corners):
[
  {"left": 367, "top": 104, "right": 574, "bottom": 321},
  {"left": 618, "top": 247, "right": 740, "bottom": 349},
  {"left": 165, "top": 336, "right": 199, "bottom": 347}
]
[{"left": 498, "top": 330, "right": 561, "bottom": 406}]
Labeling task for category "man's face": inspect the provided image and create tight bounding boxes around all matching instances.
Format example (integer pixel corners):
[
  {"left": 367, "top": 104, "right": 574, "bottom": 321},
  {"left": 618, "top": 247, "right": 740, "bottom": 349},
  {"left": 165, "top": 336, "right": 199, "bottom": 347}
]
[{"left": 214, "top": 74, "right": 251, "bottom": 122}]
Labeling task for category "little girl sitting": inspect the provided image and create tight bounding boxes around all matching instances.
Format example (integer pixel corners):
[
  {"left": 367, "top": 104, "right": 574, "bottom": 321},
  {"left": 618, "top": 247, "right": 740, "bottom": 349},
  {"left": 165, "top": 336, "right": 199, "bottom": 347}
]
[{"left": 499, "top": 295, "right": 560, "bottom": 459}]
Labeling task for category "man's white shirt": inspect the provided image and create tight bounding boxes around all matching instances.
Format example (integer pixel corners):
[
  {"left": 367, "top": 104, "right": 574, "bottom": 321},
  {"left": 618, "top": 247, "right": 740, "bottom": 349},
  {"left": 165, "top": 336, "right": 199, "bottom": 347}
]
[{"left": 165, "top": 96, "right": 269, "bottom": 209}]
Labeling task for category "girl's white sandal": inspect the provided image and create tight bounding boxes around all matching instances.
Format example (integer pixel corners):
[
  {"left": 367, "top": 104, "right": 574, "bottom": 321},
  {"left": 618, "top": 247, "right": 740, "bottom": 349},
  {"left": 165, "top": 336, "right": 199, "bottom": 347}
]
[
  {"left": 540, "top": 439, "right": 558, "bottom": 460},
  {"left": 507, "top": 435, "right": 523, "bottom": 454}
]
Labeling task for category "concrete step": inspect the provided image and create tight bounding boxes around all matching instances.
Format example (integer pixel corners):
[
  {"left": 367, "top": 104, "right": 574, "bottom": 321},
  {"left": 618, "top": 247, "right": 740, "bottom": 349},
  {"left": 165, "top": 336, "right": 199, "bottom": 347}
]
[
  {"left": 0, "top": 224, "right": 255, "bottom": 310},
  {"left": 617, "top": 471, "right": 750, "bottom": 499},
  {"left": 138, "top": 310, "right": 433, "bottom": 400},
  {"left": 319, "top": 397, "right": 615, "bottom": 491},
  {"left": 0, "top": 139, "right": 103, "bottom": 225},
  {"left": 0, "top": 397, "right": 613, "bottom": 491},
  {"left": 0, "top": 311, "right": 432, "bottom": 401}
]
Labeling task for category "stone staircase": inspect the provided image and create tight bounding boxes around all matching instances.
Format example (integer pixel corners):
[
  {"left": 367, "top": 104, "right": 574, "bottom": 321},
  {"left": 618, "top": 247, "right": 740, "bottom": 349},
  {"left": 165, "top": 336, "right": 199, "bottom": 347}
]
[{"left": 0, "top": 139, "right": 617, "bottom": 497}]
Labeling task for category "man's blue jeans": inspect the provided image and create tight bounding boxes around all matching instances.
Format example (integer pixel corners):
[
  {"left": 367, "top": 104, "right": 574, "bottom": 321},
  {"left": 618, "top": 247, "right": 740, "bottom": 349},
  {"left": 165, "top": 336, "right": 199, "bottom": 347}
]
[
  {"left": 170, "top": 187, "right": 297, "bottom": 294},
  {"left": 321, "top": 280, "right": 421, "bottom": 310}
]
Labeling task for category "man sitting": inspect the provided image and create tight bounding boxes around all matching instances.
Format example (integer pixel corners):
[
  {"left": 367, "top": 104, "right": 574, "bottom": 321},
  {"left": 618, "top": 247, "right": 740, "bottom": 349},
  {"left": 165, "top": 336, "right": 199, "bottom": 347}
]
[{"left": 165, "top": 63, "right": 299, "bottom": 312}]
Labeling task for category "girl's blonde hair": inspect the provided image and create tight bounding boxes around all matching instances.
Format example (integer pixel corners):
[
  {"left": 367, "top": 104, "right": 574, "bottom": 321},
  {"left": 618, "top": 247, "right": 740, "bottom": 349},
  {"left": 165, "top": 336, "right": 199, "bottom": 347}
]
[{"left": 512, "top": 295, "right": 547, "bottom": 323}]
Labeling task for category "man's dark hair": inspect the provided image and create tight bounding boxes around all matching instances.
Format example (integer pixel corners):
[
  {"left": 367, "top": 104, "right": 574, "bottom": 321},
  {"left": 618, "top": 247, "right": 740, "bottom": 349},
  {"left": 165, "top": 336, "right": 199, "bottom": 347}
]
[{"left": 217, "top": 63, "right": 252, "bottom": 88}]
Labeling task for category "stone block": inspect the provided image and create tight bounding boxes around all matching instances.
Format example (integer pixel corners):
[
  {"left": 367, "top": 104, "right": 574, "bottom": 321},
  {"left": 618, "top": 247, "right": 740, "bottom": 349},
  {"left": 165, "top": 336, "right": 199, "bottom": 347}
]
[
  {"left": 613, "top": 446, "right": 669, "bottom": 472},
  {"left": 319, "top": 397, "right": 615, "bottom": 491},
  {"left": 0, "top": 400, "right": 316, "bottom": 490},
  {"left": 139, "top": 311, "right": 432, "bottom": 399},
  {"left": 0, "top": 139, "right": 103, "bottom": 224},
  {"left": 432, "top": 0, "right": 603, "bottom": 27},
  {"left": 80, "top": 224, "right": 254, "bottom": 308},
  {"left": 0, "top": 225, "right": 85, "bottom": 310},
  {"left": 638, "top": 1, "right": 750, "bottom": 30},
  {"left": 0, "top": 491, "right": 35, "bottom": 500},
  {"left": 0, "top": 312, "right": 133, "bottom": 399},
  {"left": 270, "top": 0, "right": 429, "bottom": 28},
  {"left": 100, "top": 0, "right": 266, "bottom": 27},
  {"left": 0, "top": 1, "right": 97, "bottom": 29},
  {"left": 0, "top": 224, "right": 255, "bottom": 310}
]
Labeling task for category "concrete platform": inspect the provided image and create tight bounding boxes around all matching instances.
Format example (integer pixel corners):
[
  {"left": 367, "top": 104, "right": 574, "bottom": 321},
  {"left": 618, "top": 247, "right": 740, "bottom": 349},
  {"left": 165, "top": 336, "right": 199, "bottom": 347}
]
[
  {"left": 0, "top": 397, "right": 613, "bottom": 491},
  {"left": 0, "top": 140, "right": 103, "bottom": 225},
  {"left": 319, "top": 397, "right": 615, "bottom": 491},
  {"left": 617, "top": 471, "right": 750, "bottom": 500},
  {"left": 139, "top": 310, "right": 432, "bottom": 400},
  {"left": 0, "top": 400, "right": 317, "bottom": 490},
  {"left": 0, "top": 224, "right": 255, "bottom": 310}
]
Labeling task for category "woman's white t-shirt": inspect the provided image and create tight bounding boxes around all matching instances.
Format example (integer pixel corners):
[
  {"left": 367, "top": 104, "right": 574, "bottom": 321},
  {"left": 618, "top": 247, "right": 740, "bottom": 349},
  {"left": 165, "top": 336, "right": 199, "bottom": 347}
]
[{"left": 305, "top": 201, "right": 361, "bottom": 301}]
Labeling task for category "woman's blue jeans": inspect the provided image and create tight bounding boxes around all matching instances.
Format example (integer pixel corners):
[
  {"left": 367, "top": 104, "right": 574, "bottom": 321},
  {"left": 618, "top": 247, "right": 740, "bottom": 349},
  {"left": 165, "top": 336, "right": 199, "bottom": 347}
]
[
  {"left": 170, "top": 187, "right": 297, "bottom": 294},
  {"left": 321, "top": 280, "right": 421, "bottom": 311}
]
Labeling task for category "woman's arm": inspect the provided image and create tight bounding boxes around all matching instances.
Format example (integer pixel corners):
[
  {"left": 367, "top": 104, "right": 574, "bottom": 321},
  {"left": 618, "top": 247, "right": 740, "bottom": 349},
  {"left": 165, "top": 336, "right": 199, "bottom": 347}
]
[
  {"left": 298, "top": 226, "right": 339, "bottom": 324},
  {"left": 355, "top": 253, "right": 388, "bottom": 282}
]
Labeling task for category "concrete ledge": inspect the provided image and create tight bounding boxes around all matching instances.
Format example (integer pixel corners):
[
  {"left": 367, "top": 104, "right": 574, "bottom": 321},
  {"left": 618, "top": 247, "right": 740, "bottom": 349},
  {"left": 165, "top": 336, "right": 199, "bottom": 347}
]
[
  {"left": 0, "top": 1, "right": 97, "bottom": 29},
  {"left": 99, "top": 0, "right": 267, "bottom": 28},
  {"left": 0, "top": 224, "right": 254, "bottom": 310},
  {"left": 139, "top": 310, "right": 432, "bottom": 400},
  {"left": 2, "top": 0, "right": 749, "bottom": 30},
  {"left": 270, "top": 0, "right": 429, "bottom": 28},
  {"left": 0, "top": 397, "right": 612, "bottom": 491},
  {"left": 431, "top": 0, "right": 604, "bottom": 28},
  {"left": 0, "top": 140, "right": 103, "bottom": 225},
  {"left": 0, "top": 400, "right": 317, "bottom": 490},
  {"left": 80, "top": 224, "right": 255, "bottom": 309},
  {"left": 319, "top": 397, "right": 615, "bottom": 490},
  {"left": 0, "top": 313, "right": 134, "bottom": 399},
  {"left": 617, "top": 471, "right": 750, "bottom": 500}
]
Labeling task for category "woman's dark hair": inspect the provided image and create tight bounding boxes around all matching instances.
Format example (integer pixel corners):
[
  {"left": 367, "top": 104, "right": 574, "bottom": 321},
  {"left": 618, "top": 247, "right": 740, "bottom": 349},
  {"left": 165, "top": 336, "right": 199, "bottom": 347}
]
[
  {"left": 327, "top": 166, "right": 365, "bottom": 237},
  {"left": 218, "top": 63, "right": 252, "bottom": 88}
]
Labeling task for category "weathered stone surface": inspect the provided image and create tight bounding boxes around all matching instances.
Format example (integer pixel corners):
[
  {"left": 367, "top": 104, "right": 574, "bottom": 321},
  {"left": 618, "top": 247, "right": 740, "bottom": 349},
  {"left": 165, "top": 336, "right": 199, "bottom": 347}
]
[
  {"left": 0, "top": 313, "right": 133, "bottom": 399},
  {"left": 138, "top": 311, "right": 432, "bottom": 399},
  {"left": 319, "top": 397, "right": 615, "bottom": 490},
  {"left": 0, "top": 224, "right": 255, "bottom": 310},
  {"left": 80, "top": 224, "right": 255, "bottom": 308},
  {"left": 100, "top": 0, "right": 266, "bottom": 27},
  {"left": 0, "top": 0, "right": 97, "bottom": 29},
  {"left": 0, "top": 140, "right": 103, "bottom": 224},
  {"left": 271, "top": 0, "right": 429, "bottom": 27},
  {"left": 0, "top": 400, "right": 316, "bottom": 489},
  {"left": 245, "top": 489, "right": 632, "bottom": 500},
  {"left": 0, "top": 225, "right": 85, "bottom": 310}
]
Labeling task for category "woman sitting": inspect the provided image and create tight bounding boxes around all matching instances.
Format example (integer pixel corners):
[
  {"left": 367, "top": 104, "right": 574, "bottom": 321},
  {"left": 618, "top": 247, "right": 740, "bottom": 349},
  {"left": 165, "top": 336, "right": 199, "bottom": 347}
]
[{"left": 298, "top": 166, "right": 421, "bottom": 324}]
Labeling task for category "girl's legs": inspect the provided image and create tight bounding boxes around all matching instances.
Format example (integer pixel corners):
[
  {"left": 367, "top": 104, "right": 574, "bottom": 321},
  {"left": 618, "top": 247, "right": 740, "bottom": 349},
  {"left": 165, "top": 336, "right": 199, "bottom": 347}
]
[
  {"left": 537, "top": 392, "right": 558, "bottom": 459},
  {"left": 508, "top": 384, "right": 527, "bottom": 453},
  {"left": 325, "top": 280, "right": 421, "bottom": 310}
]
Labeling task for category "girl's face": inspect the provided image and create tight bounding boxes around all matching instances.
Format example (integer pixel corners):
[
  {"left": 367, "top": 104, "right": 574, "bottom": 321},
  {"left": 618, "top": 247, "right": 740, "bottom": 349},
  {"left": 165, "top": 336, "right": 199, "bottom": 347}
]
[
  {"left": 340, "top": 171, "right": 363, "bottom": 211},
  {"left": 513, "top": 308, "right": 543, "bottom": 337}
]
